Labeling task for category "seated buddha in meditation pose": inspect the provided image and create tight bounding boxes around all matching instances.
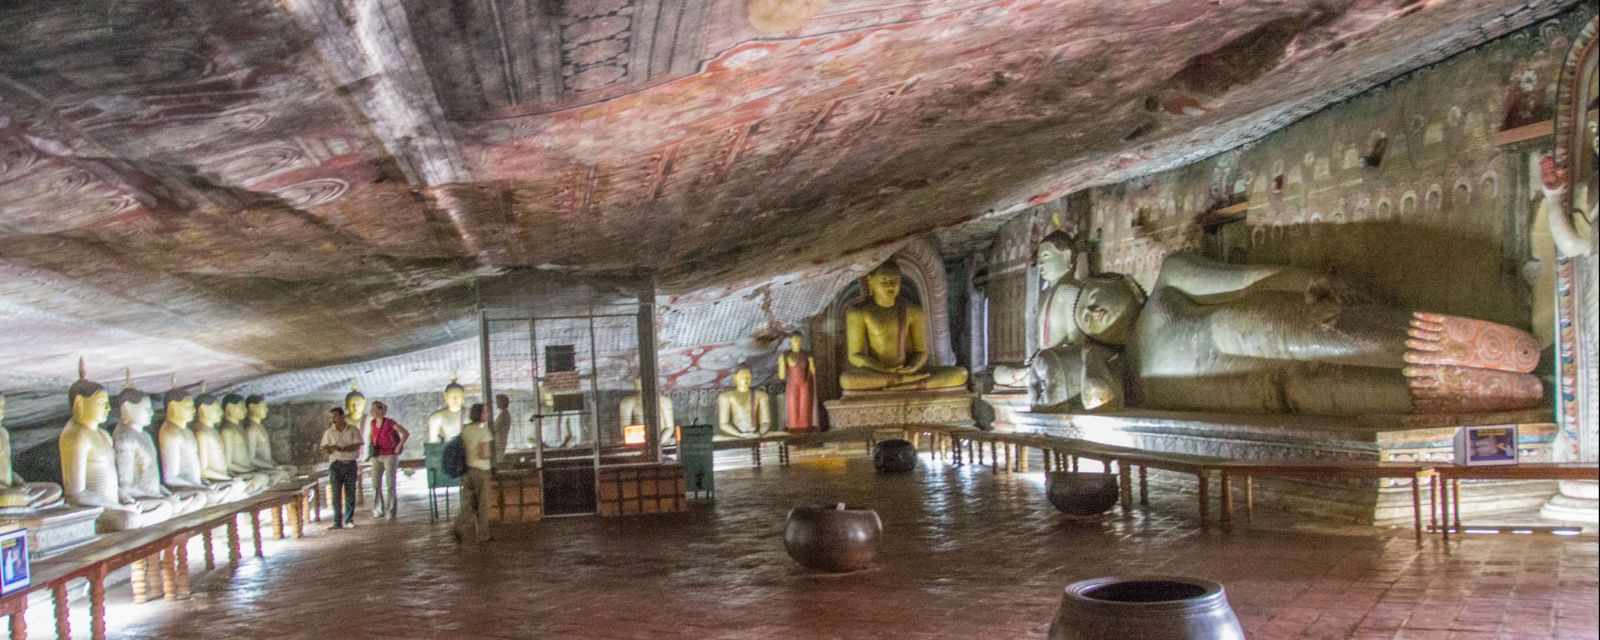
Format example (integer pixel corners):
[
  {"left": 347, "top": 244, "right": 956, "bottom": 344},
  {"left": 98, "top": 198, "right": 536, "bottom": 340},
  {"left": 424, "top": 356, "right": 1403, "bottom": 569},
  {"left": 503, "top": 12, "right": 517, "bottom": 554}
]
[
  {"left": 59, "top": 363, "right": 177, "bottom": 531},
  {"left": 1076, "top": 254, "right": 1543, "bottom": 415},
  {"left": 0, "top": 393, "right": 63, "bottom": 512},
  {"left": 840, "top": 263, "right": 968, "bottom": 392}
]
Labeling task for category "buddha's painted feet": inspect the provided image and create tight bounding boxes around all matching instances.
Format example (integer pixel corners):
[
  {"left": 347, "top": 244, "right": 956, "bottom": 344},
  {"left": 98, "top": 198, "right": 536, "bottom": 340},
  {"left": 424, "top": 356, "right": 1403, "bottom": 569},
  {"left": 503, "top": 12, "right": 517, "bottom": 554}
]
[
  {"left": 1403, "top": 364, "right": 1543, "bottom": 413},
  {"left": 1403, "top": 312, "right": 1539, "bottom": 374}
]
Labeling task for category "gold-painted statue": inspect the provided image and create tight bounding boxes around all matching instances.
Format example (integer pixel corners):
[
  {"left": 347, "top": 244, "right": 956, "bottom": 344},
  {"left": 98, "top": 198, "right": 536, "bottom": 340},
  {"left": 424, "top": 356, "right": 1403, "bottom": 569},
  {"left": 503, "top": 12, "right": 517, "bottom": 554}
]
[
  {"left": 59, "top": 361, "right": 176, "bottom": 531},
  {"left": 0, "top": 392, "right": 64, "bottom": 512},
  {"left": 158, "top": 385, "right": 247, "bottom": 506},
  {"left": 111, "top": 374, "right": 204, "bottom": 515},
  {"left": 620, "top": 378, "right": 677, "bottom": 446},
  {"left": 716, "top": 365, "right": 772, "bottom": 439},
  {"left": 426, "top": 380, "right": 466, "bottom": 445},
  {"left": 841, "top": 263, "right": 968, "bottom": 391},
  {"left": 344, "top": 387, "right": 370, "bottom": 455}
]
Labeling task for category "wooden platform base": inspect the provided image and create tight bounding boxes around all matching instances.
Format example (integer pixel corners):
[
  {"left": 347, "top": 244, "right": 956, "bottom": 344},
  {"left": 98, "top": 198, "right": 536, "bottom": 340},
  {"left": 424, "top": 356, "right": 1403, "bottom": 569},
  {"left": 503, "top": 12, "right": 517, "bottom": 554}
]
[{"left": 984, "top": 395, "right": 1561, "bottom": 525}]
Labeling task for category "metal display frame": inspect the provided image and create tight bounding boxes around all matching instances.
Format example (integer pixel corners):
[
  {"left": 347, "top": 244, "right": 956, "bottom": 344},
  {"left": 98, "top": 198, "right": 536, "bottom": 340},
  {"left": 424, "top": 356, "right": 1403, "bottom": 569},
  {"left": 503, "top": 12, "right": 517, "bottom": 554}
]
[{"left": 476, "top": 273, "right": 664, "bottom": 516}]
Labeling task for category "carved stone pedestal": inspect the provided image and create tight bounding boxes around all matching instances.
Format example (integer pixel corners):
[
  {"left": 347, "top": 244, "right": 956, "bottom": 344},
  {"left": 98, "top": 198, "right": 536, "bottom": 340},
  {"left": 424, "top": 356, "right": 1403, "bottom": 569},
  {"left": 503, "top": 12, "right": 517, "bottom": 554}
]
[
  {"left": 825, "top": 389, "right": 973, "bottom": 430},
  {"left": 0, "top": 506, "right": 104, "bottom": 559},
  {"left": 1541, "top": 483, "right": 1599, "bottom": 528}
]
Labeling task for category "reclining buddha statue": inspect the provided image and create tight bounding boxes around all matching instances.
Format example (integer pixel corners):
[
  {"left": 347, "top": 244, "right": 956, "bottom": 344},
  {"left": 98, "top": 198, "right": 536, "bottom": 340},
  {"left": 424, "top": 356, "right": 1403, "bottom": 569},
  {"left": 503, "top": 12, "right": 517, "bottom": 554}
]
[{"left": 1044, "top": 254, "right": 1543, "bottom": 416}]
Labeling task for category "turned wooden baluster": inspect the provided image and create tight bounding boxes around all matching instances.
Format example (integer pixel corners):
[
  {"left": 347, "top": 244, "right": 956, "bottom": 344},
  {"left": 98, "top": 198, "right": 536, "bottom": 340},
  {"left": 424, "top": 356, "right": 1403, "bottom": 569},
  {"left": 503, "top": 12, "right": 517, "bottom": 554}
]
[
  {"left": 175, "top": 536, "right": 192, "bottom": 599},
  {"left": 227, "top": 515, "right": 242, "bottom": 564},
  {"left": 202, "top": 526, "right": 216, "bottom": 571},
  {"left": 160, "top": 545, "right": 178, "bottom": 601},
  {"left": 52, "top": 582, "right": 70, "bottom": 640},
  {"left": 250, "top": 508, "right": 265, "bottom": 558},
  {"left": 130, "top": 557, "right": 151, "bottom": 604},
  {"left": 90, "top": 564, "right": 108, "bottom": 640}
]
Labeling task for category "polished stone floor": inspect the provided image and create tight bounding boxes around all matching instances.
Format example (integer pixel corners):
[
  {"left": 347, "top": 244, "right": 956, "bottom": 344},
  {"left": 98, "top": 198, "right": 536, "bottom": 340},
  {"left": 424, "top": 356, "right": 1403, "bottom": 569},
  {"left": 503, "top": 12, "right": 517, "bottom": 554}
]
[{"left": 72, "top": 455, "right": 1600, "bottom": 639}]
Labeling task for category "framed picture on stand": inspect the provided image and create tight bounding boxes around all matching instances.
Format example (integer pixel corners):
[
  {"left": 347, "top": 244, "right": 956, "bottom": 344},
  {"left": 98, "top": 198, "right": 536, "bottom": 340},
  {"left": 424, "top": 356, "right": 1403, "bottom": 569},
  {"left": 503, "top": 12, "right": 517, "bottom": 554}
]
[
  {"left": 1455, "top": 425, "right": 1520, "bottom": 466},
  {"left": 0, "top": 528, "right": 29, "bottom": 596}
]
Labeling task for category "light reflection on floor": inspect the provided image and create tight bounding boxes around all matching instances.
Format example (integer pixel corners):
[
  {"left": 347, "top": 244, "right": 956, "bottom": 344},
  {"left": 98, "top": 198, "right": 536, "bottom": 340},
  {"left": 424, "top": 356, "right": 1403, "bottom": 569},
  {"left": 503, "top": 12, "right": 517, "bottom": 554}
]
[{"left": 27, "top": 453, "right": 1600, "bottom": 640}]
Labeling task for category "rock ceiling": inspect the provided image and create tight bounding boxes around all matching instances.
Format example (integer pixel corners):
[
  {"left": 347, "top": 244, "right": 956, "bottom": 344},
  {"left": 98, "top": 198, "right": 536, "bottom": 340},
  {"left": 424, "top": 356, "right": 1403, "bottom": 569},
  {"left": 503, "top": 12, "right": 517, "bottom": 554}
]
[{"left": 0, "top": 0, "right": 1578, "bottom": 425}]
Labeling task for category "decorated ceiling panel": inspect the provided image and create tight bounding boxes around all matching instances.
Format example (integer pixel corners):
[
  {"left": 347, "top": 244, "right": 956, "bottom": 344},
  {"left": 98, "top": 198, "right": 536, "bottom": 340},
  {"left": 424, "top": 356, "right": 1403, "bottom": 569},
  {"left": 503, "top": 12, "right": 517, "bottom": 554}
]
[{"left": 0, "top": 0, "right": 1582, "bottom": 429}]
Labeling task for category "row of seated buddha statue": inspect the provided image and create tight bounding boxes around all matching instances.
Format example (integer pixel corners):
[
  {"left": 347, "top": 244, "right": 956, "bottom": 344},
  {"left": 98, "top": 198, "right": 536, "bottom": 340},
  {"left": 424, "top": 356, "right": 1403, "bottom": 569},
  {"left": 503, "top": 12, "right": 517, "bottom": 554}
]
[
  {"left": 993, "top": 230, "right": 1546, "bottom": 416},
  {"left": 44, "top": 364, "right": 294, "bottom": 533}
]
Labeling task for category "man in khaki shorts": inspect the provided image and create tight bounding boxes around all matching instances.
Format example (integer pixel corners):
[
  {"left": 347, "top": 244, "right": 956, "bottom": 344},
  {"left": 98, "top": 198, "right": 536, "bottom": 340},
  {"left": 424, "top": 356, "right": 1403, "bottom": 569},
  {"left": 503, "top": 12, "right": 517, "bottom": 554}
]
[{"left": 453, "top": 403, "right": 494, "bottom": 544}]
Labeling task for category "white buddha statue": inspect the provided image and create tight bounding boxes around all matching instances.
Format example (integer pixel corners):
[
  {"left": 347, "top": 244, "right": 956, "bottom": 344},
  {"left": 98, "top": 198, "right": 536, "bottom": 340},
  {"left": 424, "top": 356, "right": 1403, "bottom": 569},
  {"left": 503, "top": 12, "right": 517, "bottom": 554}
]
[
  {"left": 716, "top": 366, "right": 772, "bottom": 440},
  {"left": 111, "top": 377, "right": 204, "bottom": 515},
  {"left": 59, "top": 362, "right": 177, "bottom": 531},
  {"left": 0, "top": 393, "right": 64, "bottom": 513},
  {"left": 243, "top": 395, "right": 295, "bottom": 483},
  {"left": 534, "top": 385, "right": 581, "bottom": 449},
  {"left": 157, "top": 387, "right": 248, "bottom": 506},
  {"left": 193, "top": 392, "right": 266, "bottom": 497},
  {"left": 993, "top": 230, "right": 1083, "bottom": 391},
  {"left": 620, "top": 378, "right": 677, "bottom": 446},
  {"left": 426, "top": 380, "right": 466, "bottom": 444},
  {"left": 219, "top": 394, "right": 278, "bottom": 490}
]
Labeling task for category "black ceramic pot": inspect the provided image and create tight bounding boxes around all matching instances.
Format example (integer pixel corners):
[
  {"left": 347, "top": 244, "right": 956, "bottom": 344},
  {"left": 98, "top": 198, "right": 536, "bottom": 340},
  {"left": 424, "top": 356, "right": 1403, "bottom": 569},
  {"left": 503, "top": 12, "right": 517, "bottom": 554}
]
[
  {"left": 783, "top": 505, "right": 882, "bottom": 573},
  {"left": 873, "top": 439, "right": 918, "bottom": 473},
  {"left": 1046, "top": 471, "right": 1118, "bottom": 517},
  {"left": 1048, "top": 576, "right": 1244, "bottom": 640}
]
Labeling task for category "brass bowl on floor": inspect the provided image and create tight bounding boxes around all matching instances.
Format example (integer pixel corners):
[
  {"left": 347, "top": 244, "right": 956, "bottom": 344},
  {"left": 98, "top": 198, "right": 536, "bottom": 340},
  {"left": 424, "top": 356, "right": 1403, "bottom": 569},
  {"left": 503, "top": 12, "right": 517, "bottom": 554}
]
[
  {"left": 1048, "top": 576, "right": 1244, "bottom": 640},
  {"left": 1045, "top": 471, "right": 1119, "bottom": 518},
  {"left": 783, "top": 505, "right": 882, "bottom": 573},
  {"left": 872, "top": 439, "right": 918, "bottom": 473}
]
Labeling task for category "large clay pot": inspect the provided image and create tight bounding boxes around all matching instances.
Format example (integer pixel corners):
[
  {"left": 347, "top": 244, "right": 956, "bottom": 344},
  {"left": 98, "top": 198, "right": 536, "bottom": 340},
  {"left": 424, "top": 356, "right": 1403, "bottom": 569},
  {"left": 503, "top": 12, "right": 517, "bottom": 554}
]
[
  {"left": 1046, "top": 471, "right": 1118, "bottom": 517},
  {"left": 783, "top": 505, "right": 882, "bottom": 572},
  {"left": 873, "top": 439, "right": 918, "bottom": 473},
  {"left": 1048, "top": 576, "right": 1244, "bottom": 640}
]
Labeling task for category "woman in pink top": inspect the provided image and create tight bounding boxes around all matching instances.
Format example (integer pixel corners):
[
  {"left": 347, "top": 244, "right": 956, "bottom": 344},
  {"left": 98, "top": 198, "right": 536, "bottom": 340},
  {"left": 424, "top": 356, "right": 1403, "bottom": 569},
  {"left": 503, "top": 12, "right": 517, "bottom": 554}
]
[{"left": 367, "top": 401, "right": 410, "bottom": 519}]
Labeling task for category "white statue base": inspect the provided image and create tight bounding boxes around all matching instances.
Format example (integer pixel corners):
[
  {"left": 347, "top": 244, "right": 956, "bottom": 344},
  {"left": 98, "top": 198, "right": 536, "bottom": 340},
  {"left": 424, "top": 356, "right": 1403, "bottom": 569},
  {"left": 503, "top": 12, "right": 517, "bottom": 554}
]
[
  {"left": 824, "top": 389, "right": 973, "bottom": 430},
  {"left": 0, "top": 505, "right": 104, "bottom": 559},
  {"left": 1540, "top": 482, "right": 1599, "bottom": 529}
]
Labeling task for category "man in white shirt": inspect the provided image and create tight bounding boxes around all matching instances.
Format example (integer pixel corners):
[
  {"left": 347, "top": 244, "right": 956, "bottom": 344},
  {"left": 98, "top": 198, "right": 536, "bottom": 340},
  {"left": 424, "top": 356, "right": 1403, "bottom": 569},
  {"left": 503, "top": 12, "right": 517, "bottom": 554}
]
[
  {"left": 320, "top": 407, "right": 363, "bottom": 529},
  {"left": 454, "top": 403, "right": 495, "bottom": 544}
]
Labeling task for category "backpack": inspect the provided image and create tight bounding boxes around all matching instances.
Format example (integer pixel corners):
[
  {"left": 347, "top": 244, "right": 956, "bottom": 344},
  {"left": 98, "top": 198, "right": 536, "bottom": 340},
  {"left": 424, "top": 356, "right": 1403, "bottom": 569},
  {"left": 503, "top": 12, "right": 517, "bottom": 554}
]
[{"left": 441, "top": 434, "right": 467, "bottom": 479}]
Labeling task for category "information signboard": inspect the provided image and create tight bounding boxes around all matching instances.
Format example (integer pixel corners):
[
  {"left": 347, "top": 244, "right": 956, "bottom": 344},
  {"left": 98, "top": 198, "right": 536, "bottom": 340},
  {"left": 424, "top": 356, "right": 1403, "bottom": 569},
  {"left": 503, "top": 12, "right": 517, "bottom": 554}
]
[{"left": 679, "top": 423, "right": 715, "bottom": 499}]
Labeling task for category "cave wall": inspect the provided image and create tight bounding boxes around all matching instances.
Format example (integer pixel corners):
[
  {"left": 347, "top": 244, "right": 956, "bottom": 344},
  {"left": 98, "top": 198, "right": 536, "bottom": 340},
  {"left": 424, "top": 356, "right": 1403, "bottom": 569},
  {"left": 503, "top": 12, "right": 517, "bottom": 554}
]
[{"left": 1081, "top": 10, "right": 1594, "bottom": 331}]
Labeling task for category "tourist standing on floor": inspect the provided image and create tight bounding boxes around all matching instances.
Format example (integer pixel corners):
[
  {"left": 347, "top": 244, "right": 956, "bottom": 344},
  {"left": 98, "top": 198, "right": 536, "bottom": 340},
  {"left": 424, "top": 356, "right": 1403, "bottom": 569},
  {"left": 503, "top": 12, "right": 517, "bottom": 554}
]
[
  {"left": 367, "top": 401, "right": 410, "bottom": 520},
  {"left": 454, "top": 403, "right": 495, "bottom": 544},
  {"left": 492, "top": 394, "right": 511, "bottom": 460},
  {"left": 320, "top": 407, "right": 362, "bottom": 529}
]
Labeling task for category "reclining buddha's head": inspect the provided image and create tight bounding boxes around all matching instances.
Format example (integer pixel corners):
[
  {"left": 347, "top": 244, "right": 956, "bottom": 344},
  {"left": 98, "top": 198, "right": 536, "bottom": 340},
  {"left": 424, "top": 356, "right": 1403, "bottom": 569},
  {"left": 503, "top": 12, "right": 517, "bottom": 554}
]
[{"left": 1075, "top": 274, "right": 1146, "bottom": 347}]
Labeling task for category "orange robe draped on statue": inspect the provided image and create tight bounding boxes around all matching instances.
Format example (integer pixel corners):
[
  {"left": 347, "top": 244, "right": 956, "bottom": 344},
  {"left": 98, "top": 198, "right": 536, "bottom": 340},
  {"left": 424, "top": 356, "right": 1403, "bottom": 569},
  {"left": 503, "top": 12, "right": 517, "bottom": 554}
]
[{"left": 785, "top": 353, "right": 815, "bottom": 431}]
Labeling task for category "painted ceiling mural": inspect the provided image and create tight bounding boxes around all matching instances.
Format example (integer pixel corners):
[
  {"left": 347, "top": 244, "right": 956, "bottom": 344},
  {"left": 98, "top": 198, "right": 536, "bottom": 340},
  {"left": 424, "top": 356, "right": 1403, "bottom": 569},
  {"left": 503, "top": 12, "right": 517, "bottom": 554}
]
[{"left": 0, "top": 0, "right": 1581, "bottom": 427}]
